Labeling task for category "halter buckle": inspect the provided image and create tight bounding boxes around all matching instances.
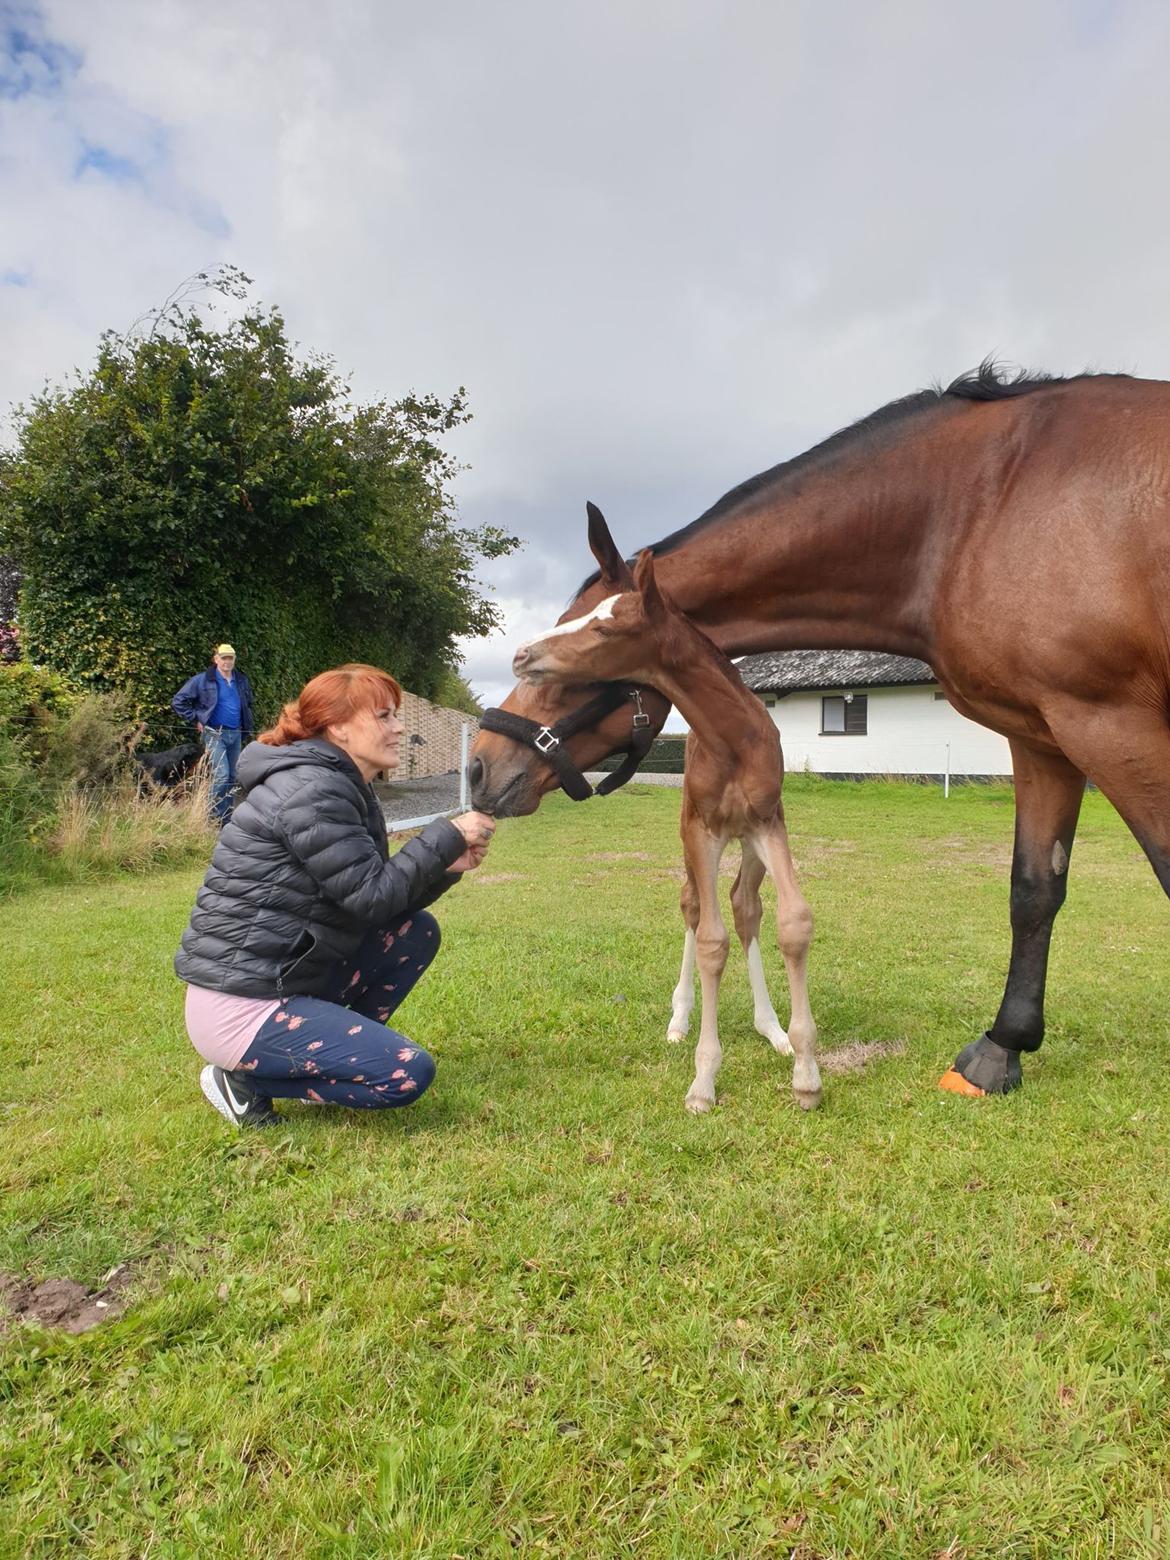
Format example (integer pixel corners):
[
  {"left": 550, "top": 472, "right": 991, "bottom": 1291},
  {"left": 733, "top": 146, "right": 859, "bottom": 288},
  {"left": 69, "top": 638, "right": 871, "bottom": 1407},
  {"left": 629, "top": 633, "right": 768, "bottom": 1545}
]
[
  {"left": 630, "top": 689, "right": 651, "bottom": 729},
  {"left": 534, "top": 726, "right": 560, "bottom": 754}
]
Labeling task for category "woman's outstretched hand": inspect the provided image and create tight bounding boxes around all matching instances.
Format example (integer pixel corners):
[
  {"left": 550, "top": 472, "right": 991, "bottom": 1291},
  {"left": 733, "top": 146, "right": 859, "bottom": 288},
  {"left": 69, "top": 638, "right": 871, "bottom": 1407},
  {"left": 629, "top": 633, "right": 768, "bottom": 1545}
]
[{"left": 450, "top": 809, "right": 495, "bottom": 873}]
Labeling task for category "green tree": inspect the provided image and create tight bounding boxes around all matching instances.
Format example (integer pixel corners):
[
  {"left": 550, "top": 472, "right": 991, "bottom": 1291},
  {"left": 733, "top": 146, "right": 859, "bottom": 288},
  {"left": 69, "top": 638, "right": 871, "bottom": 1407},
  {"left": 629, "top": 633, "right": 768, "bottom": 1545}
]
[
  {"left": 433, "top": 666, "right": 484, "bottom": 717},
  {"left": 0, "top": 270, "right": 517, "bottom": 734}
]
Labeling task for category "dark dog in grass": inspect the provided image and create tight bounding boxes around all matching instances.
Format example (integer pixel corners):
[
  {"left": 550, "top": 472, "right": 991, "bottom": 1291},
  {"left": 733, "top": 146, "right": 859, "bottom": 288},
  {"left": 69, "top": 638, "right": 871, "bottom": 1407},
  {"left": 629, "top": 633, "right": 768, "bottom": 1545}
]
[
  {"left": 121, "top": 720, "right": 204, "bottom": 793},
  {"left": 134, "top": 741, "right": 204, "bottom": 790}
]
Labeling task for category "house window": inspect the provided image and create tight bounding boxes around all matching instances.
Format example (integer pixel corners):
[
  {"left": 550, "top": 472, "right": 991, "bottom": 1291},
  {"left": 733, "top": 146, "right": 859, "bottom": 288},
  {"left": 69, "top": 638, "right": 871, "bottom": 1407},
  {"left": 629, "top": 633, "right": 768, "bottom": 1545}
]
[
  {"left": 762, "top": 695, "right": 777, "bottom": 708},
  {"left": 821, "top": 694, "right": 867, "bottom": 734}
]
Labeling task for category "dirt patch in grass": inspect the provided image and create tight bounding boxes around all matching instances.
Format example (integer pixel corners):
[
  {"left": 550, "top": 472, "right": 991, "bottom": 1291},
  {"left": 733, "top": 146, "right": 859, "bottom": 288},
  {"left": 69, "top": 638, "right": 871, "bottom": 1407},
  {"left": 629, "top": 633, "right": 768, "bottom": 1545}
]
[
  {"left": 818, "top": 1038, "right": 906, "bottom": 1075},
  {"left": 588, "top": 851, "right": 653, "bottom": 863},
  {"left": 472, "top": 873, "right": 528, "bottom": 885},
  {"left": 796, "top": 838, "right": 859, "bottom": 856},
  {"left": 0, "top": 1261, "right": 138, "bottom": 1335},
  {"left": 927, "top": 837, "right": 1013, "bottom": 869}
]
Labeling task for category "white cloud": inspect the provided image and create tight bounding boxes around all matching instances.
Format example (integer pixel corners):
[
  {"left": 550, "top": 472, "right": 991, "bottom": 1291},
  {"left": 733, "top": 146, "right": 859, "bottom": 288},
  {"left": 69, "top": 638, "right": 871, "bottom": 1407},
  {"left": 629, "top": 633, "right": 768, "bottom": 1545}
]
[{"left": 5, "top": 0, "right": 1170, "bottom": 726}]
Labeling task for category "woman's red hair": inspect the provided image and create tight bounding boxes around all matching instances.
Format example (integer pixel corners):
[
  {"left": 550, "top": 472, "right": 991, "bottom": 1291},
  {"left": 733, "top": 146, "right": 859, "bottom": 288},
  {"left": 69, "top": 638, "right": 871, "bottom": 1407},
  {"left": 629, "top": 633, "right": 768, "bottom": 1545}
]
[{"left": 259, "top": 663, "right": 404, "bottom": 746}]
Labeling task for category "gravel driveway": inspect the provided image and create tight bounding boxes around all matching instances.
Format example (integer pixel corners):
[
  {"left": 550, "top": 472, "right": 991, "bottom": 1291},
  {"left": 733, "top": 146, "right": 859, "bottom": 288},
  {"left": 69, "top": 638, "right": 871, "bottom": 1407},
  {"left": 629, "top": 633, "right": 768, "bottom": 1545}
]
[{"left": 379, "top": 768, "right": 684, "bottom": 829}]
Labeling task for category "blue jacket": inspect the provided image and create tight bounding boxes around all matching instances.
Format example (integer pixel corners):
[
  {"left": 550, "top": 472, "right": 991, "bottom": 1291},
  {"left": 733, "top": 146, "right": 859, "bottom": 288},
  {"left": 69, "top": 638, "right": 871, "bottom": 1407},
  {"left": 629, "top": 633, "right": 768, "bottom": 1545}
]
[{"left": 172, "top": 666, "right": 255, "bottom": 732}]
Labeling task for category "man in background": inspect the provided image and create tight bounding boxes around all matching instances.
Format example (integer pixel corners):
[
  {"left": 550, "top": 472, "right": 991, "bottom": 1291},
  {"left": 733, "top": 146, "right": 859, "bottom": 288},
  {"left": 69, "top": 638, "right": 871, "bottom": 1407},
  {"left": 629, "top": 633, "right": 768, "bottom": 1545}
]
[{"left": 172, "top": 643, "right": 255, "bottom": 824}]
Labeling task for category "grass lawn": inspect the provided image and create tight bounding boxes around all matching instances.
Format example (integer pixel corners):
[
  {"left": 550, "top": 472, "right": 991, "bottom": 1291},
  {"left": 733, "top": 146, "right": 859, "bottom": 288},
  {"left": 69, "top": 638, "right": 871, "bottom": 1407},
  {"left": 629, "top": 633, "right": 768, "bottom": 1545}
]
[{"left": 2, "top": 777, "right": 1170, "bottom": 1558}]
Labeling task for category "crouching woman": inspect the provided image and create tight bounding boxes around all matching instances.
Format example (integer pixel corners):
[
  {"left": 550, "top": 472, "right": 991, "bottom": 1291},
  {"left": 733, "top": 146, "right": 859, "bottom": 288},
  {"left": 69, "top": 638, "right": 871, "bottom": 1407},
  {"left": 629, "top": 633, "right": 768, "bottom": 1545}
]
[{"left": 175, "top": 663, "right": 495, "bottom": 1128}]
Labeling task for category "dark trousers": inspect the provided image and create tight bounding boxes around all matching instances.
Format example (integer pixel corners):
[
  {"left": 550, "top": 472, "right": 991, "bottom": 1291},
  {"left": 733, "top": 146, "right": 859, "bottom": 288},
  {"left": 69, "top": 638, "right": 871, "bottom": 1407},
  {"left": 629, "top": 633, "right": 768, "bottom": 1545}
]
[{"left": 236, "top": 911, "right": 440, "bottom": 1108}]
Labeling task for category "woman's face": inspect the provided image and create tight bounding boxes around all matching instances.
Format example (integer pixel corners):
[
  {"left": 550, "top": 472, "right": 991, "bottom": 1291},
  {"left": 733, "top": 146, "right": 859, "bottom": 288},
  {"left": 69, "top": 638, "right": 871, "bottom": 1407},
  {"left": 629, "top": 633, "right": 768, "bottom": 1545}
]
[{"left": 327, "top": 701, "right": 405, "bottom": 781}]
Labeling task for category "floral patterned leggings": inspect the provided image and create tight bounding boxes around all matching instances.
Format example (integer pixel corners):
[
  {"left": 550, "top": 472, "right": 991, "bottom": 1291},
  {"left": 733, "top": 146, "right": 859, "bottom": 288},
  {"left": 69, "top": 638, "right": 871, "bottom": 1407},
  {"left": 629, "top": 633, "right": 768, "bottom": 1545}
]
[{"left": 236, "top": 911, "right": 440, "bottom": 1109}]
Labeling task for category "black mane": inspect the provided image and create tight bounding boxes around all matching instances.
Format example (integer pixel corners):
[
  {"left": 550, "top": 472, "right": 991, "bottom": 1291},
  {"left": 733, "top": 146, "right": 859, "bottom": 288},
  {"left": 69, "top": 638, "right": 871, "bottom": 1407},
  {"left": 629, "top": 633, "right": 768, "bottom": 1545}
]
[{"left": 571, "top": 361, "right": 1127, "bottom": 598}]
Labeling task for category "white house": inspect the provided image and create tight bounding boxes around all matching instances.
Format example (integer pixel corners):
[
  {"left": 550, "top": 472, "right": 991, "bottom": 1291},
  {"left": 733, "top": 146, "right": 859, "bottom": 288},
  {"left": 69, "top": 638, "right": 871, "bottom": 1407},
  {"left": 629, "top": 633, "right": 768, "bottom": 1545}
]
[{"left": 736, "top": 650, "right": 1013, "bottom": 780}]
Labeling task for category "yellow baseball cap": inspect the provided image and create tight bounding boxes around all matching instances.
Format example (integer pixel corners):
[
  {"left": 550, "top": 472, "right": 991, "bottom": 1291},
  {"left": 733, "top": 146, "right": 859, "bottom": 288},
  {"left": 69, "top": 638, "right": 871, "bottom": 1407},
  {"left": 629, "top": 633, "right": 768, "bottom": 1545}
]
[{"left": 215, "top": 643, "right": 236, "bottom": 656}]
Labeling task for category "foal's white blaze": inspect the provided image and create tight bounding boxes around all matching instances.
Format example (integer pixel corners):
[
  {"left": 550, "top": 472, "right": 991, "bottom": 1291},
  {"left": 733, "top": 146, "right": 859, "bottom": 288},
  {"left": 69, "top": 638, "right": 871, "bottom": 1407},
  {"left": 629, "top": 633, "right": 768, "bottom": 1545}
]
[
  {"left": 745, "top": 938, "right": 793, "bottom": 1055},
  {"left": 517, "top": 594, "right": 621, "bottom": 657}
]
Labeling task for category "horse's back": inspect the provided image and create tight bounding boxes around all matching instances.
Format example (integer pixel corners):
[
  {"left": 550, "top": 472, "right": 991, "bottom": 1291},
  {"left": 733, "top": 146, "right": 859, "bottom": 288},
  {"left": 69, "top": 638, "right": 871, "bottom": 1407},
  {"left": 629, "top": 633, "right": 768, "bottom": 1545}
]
[{"left": 931, "top": 376, "right": 1170, "bottom": 721}]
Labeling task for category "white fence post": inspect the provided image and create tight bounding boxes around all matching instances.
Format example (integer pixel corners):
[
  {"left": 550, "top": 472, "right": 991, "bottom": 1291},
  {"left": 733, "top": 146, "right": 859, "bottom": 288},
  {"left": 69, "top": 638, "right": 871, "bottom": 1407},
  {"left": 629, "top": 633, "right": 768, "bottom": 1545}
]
[
  {"left": 459, "top": 722, "right": 471, "bottom": 811},
  {"left": 944, "top": 742, "right": 951, "bottom": 799}
]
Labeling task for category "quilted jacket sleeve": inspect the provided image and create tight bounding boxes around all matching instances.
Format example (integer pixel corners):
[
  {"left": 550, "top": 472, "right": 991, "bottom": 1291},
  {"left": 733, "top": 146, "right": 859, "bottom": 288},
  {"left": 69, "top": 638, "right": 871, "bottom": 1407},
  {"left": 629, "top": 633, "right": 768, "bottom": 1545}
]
[
  {"left": 408, "top": 871, "right": 463, "bottom": 912},
  {"left": 277, "top": 773, "right": 467, "bottom": 923}
]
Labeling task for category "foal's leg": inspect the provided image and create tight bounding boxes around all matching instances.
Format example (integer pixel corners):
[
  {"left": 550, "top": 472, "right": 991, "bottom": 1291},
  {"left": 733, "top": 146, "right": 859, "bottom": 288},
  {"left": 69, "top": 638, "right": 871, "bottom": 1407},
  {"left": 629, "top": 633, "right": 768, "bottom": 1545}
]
[
  {"left": 942, "top": 740, "right": 1085, "bottom": 1097},
  {"left": 681, "top": 822, "right": 730, "bottom": 1114},
  {"left": 667, "top": 868, "right": 699, "bottom": 1043},
  {"left": 758, "top": 817, "right": 821, "bottom": 1111},
  {"left": 730, "top": 842, "right": 793, "bottom": 1055}
]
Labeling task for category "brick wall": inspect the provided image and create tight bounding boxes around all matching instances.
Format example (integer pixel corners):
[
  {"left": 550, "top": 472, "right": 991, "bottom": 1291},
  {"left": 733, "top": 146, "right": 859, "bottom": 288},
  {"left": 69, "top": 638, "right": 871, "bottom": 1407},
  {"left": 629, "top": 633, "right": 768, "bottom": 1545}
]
[{"left": 397, "top": 690, "right": 479, "bottom": 777}]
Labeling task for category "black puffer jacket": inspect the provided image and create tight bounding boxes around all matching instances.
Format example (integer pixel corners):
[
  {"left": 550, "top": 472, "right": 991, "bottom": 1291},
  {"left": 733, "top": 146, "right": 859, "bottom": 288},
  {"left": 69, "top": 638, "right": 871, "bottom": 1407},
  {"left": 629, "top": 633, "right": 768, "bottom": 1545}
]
[{"left": 175, "top": 738, "right": 466, "bottom": 997}]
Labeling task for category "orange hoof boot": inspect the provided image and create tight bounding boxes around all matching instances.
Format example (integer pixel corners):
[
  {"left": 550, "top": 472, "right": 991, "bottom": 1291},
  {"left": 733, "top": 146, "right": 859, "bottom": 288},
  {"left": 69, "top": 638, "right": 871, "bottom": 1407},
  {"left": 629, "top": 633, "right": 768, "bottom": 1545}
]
[
  {"left": 938, "top": 1068, "right": 986, "bottom": 1097},
  {"left": 941, "top": 1035, "right": 1023, "bottom": 1096}
]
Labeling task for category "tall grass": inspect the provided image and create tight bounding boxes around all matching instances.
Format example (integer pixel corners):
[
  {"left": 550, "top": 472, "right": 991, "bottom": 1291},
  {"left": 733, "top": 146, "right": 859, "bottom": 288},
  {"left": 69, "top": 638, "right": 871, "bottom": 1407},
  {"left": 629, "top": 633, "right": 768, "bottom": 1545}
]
[
  {"left": 0, "top": 689, "right": 216, "bottom": 893},
  {"left": 45, "top": 765, "right": 215, "bottom": 878},
  {"left": 0, "top": 733, "right": 46, "bottom": 890}
]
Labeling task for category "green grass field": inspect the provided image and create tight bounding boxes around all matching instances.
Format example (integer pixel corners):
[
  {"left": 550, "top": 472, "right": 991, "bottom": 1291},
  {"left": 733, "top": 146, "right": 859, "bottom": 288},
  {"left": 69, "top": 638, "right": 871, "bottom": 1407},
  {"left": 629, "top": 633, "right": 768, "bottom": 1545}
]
[{"left": 2, "top": 778, "right": 1170, "bottom": 1558}]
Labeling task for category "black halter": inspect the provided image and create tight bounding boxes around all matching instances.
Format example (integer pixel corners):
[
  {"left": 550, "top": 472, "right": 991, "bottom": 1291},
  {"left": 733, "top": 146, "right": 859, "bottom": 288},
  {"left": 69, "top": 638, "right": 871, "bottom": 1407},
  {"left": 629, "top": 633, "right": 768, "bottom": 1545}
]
[{"left": 478, "top": 686, "right": 656, "bottom": 801}]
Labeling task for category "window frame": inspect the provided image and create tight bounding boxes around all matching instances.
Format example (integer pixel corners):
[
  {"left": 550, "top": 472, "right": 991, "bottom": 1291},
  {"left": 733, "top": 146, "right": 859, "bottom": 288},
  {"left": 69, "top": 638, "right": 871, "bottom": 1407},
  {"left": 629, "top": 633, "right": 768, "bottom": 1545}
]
[{"left": 820, "top": 693, "right": 868, "bottom": 735}]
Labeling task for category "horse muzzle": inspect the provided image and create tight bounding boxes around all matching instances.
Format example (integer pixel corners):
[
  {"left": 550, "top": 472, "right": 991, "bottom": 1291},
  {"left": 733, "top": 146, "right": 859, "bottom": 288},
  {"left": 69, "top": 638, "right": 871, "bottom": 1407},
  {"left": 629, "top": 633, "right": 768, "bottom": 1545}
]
[
  {"left": 510, "top": 644, "right": 555, "bottom": 682},
  {"left": 467, "top": 753, "right": 545, "bottom": 817}
]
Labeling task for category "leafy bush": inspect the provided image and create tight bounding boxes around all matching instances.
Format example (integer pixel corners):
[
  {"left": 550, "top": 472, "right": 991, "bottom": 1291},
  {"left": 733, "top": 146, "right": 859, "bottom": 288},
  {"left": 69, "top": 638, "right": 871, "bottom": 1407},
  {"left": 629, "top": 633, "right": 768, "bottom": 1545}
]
[
  {"left": 42, "top": 692, "right": 137, "bottom": 790},
  {"left": 0, "top": 270, "right": 519, "bottom": 738},
  {"left": 0, "top": 727, "right": 47, "bottom": 886},
  {"left": 0, "top": 554, "right": 17, "bottom": 663},
  {"left": 0, "top": 665, "right": 213, "bottom": 893},
  {"left": 0, "top": 662, "right": 77, "bottom": 764}
]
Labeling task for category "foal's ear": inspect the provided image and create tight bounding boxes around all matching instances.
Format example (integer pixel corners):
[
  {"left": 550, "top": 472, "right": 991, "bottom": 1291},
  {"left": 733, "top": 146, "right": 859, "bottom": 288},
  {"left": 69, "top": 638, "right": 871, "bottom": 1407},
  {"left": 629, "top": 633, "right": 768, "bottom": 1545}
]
[
  {"left": 586, "top": 501, "right": 635, "bottom": 589},
  {"left": 633, "top": 549, "right": 669, "bottom": 617}
]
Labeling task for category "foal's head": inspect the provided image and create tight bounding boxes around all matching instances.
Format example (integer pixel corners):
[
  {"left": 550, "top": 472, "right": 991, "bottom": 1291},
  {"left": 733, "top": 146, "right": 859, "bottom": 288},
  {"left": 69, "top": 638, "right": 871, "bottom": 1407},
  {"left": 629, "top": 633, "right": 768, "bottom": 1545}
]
[
  {"left": 512, "top": 504, "right": 679, "bottom": 688},
  {"left": 467, "top": 503, "right": 671, "bottom": 815}
]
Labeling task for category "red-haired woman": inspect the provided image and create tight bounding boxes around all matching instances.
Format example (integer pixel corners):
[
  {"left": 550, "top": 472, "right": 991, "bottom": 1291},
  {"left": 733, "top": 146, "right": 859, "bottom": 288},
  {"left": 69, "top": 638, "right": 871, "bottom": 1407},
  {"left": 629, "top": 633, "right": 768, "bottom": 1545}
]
[{"left": 175, "top": 664, "right": 495, "bottom": 1127}]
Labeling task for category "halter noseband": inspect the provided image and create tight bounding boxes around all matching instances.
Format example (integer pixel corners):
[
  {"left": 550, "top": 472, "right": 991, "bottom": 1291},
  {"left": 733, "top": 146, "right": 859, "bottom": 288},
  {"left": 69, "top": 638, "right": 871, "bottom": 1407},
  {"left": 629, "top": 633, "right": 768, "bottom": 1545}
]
[{"left": 479, "top": 685, "right": 656, "bottom": 802}]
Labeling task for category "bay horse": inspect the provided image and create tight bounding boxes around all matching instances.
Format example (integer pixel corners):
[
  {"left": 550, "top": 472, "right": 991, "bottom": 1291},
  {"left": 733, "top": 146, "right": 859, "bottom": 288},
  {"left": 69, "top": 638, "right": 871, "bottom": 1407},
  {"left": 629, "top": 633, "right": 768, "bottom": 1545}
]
[
  {"left": 471, "top": 364, "right": 1170, "bottom": 1098},
  {"left": 514, "top": 535, "right": 821, "bottom": 1114}
]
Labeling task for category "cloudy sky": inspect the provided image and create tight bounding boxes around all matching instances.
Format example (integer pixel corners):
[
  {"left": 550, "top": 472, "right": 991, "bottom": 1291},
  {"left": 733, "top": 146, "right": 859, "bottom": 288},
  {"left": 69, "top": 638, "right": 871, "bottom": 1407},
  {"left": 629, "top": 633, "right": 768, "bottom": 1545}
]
[{"left": 4, "top": 0, "right": 1170, "bottom": 724}]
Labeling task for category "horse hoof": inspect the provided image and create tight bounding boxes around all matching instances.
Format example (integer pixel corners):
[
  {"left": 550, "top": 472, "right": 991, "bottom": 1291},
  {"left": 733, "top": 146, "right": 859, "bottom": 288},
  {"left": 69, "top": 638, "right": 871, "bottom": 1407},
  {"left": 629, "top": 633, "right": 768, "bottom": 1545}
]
[
  {"left": 685, "top": 1091, "right": 714, "bottom": 1114},
  {"left": 794, "top": 1088, "right": 822, "bottom": 1112},
  {"left": 666, "top": 1028, "right": 687, "bottom": 1045},
  {"left": 761, "top": 1027, "right": 793, "bottom": 1056},
  {"left": 939, "top": 1034, "right": 1023, "bottom": 1097}
]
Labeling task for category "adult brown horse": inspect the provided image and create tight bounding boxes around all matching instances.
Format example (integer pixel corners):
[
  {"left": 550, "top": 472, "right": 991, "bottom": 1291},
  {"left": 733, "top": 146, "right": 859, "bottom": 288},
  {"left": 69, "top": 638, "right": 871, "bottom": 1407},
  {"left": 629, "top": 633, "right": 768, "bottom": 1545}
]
[{"left": 470, "top": 363, "right": 1170, "bottom": 1097}]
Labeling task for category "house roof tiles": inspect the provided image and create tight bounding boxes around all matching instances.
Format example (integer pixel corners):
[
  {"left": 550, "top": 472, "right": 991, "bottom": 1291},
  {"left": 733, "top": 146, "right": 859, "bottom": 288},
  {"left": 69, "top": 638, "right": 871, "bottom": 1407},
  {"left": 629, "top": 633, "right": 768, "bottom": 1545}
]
[{"left": 737, "top": 649, "right": 936, "bottom": 695}]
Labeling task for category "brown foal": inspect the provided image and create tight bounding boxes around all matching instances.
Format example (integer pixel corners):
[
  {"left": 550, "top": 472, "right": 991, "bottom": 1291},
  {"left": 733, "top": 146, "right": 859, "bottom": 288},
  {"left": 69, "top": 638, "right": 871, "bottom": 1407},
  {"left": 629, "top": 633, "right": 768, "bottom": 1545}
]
[{"left": 513, "top": 537, "right": 822, "bottom": 1115}]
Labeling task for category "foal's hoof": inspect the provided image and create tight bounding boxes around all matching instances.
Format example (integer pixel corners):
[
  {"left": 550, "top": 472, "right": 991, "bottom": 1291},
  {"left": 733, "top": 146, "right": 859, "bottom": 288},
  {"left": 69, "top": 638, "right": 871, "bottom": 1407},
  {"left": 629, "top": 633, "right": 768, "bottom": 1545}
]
[
  {"left": 793, "top": 1087, "right": 822, "bottom": 1112},
  {"left": 759, "top": 1022, "right": 793, "bottom": 1056},
  {"left": 939, "top": 1035, "right": 1023, "bottom": 1097},
  {"left": 666, "top": 1028, "right": 687, "bottom": 1045},
  {"left": 685, "top": 1090, "right": 715, "bottom": 1115}
]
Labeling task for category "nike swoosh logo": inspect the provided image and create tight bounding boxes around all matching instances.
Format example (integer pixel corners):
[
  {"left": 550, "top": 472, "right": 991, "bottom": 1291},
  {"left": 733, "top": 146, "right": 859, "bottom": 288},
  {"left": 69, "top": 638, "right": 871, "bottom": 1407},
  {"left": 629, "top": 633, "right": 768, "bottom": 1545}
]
[{"left": 223, "top": 1077, "right": 250, "bottom": 1112}]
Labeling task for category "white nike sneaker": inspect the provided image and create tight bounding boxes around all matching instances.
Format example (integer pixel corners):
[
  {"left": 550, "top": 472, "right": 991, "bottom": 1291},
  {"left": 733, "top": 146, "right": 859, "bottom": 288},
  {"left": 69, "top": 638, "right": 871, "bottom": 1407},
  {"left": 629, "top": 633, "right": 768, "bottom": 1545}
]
[{"left": 200, "top": 1065, "right": 279, "bottom": 1128}]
